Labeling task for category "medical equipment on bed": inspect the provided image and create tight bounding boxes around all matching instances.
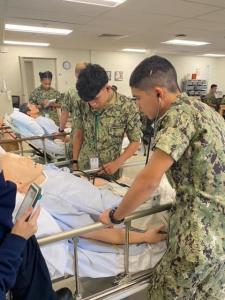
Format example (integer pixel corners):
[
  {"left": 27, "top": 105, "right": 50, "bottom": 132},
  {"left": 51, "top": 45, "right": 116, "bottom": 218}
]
[{"left": 38, "top": 203, "right": 172, "bottom": 300}]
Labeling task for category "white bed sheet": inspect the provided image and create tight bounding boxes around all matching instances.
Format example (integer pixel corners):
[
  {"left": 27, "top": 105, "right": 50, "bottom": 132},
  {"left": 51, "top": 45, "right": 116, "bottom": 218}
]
[{"left": 14, "top": 189, "right": 169, "bottom": 279}]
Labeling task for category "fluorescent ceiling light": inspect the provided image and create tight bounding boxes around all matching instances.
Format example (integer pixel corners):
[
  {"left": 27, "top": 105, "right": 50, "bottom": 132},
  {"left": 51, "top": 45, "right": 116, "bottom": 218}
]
[
  {"left": 64, "top": 0, "right": 127, "bottom": 7},
  {"left": 162, "top": 39, "right": 210, "bottom": 46},
  {"left": 203, "top": 53, "right": 225, "bottom": 57},
  {"left": 122, "top": 48, "right": 146, "bottom": 53},
  {"left": 4, "top": 40, "right": 50, "bottom": 47},
  {"left": 5, "top": 24, "right": 72, "bottom": 35}
]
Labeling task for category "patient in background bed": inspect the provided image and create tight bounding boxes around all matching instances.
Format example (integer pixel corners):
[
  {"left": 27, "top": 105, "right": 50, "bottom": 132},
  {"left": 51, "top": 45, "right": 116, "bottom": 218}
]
[
  {"left": 19, "top": 103, "right": 59, "bottom": 135},
  {"left": 0, "top": 153, "right": 167, "bottom": 246}
]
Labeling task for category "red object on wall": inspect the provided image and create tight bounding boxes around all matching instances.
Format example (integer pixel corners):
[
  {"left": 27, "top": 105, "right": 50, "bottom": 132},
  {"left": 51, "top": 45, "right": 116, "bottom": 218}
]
[{"left": 192, "top": 73, "right": 197, "bottom": 80}]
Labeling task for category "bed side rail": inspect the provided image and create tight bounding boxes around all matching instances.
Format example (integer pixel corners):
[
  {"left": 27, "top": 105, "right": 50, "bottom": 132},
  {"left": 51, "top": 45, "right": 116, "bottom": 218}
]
[
  {"left": 38, "top": 203, "right": 172, "bottom": 300},
  {"left": 0, "top": 132, "right": 69, "bottom": 162}
]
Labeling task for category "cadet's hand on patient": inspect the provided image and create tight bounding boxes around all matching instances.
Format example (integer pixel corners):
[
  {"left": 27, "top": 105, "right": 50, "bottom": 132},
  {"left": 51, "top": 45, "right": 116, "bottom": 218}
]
[
  {"left": 11, "top": 206, "right": 41, "bottom": 240},
  {"left": 144, "top": 224, "right": 167, "bottom": 244},
  {"left": 102, "top": 160, "right": 120, "bottom": 175}
]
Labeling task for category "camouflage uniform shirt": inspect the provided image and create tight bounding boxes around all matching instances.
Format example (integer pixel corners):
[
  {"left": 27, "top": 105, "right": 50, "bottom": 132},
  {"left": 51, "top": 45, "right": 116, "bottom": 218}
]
[
  {"left": 29, "top": 86, "right": 62, "bottom": 123},
  {"left": 73, "top": 91, "right": 142, "bottom": 171},
  {"left": 149, "top": 93, "right": 225, "bottom": 299},
  {"left": 62, "top": 88, "right": 80, "bottom": 115}
]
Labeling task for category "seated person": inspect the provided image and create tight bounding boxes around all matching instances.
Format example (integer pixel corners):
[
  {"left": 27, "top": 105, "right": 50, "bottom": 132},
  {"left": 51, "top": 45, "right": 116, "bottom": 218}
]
[
  {"left": 19, "top": 103, "right": 59, "bottom": 135},
  {"left": 0, "top": 164, "right": 73, "bottom": 300}
]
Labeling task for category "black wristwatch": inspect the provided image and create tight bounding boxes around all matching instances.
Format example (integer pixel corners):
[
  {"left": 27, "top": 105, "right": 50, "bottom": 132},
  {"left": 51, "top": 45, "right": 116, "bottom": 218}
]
[
  {"left": 109, "top": 207, "right": 124, "bottom": 224},
  {"left": 72, "top": 160, "right": 78, "bottom": 164},
  {"left": 58, "top": 128, "right": 64, "bottom": 133}
]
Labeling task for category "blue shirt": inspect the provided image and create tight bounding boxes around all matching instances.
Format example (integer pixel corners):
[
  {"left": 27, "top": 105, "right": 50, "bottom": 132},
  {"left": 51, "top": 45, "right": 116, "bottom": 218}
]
[{"left": 0, "top": 171, "right": 26, "bottom": 299}]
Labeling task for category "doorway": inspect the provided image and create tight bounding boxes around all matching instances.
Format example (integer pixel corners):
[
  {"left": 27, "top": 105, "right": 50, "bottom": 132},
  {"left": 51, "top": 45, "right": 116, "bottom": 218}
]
[{"left": 19, "top": 57, "right": 57, "bottom": 102}]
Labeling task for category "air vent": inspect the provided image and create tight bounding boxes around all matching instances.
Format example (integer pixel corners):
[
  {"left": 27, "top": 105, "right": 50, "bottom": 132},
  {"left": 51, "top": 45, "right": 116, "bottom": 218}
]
[
  {"left": 98, "top": 33, "right": 127, "bottom": 39},
  {"left": 175, "top": 34, "right": 187, "bottom": 38}
]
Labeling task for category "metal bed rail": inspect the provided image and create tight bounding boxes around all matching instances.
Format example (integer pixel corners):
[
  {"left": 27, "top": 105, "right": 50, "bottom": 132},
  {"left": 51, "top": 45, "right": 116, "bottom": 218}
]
[
  {"left": 38, "top": 203, "right": 172, "bottom": 300},
  {"left": 0, "top": 130, "right": 69, "bottom": 163}
]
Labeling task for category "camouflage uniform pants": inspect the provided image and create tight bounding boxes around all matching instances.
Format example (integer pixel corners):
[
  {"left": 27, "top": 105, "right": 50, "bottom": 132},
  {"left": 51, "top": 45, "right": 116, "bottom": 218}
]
[{"left": 148, "top": 251, "right": 225, "bottom": 300}]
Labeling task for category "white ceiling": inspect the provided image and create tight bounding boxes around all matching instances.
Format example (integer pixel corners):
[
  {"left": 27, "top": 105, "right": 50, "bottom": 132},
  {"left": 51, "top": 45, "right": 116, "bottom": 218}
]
[{"left": 1, "top": 0, "right": 225, "bottom": 55}]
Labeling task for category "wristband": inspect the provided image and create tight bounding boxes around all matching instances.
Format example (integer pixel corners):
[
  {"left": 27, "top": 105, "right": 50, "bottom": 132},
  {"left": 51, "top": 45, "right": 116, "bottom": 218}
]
[
  {"left": 109, "top": 207, "right": 124, "bottom": 224},
  {"left": 58, "top": 128, "right": 64, "bottom": 133},
  {"left": 72, "top": 160, "right": 78, "bottom": 164}
]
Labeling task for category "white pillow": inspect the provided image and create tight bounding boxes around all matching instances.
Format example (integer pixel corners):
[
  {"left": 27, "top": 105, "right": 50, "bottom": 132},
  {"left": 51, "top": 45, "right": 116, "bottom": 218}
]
[{"left": 11, "top": 111, "right": 44, "bottom": 137}]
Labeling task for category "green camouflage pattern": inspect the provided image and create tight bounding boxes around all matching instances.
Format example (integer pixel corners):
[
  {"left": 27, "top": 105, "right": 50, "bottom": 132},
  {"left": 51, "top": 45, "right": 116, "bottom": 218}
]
[
  {"left": 149, "top": 93, "right": 225, "bottom": 299},
  {"left": 73, "top": 91, "right": 142, "bottom": 173},
  {"left": 29, "top": 86, "right": 62, "bottom": 123},
  {"left": 202, "top": 93, "right": 217, "bottom": 105},
  {"left": 61, "top": 88, "right": 80, "bottom": 114}
]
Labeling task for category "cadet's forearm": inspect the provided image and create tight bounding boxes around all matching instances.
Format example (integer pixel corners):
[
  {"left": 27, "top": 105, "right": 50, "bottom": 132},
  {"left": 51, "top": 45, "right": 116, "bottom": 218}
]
[
  {"left": 60, "top": 110, "right": 69, "bottom": 130},
  {"left": 73, "top": 129, "right": 84, "bottom": 160},
  {"left": 114, "top": 149, "right": 174, "bottom": 220},
  {"left": 116, "top": 141, "right": 140, "bottom": 166}
]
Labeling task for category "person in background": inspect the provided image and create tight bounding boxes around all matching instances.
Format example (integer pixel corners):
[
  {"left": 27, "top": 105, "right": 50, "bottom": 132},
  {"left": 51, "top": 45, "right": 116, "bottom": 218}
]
[
  {"left": 203, "top": 83, "right": 218, "bottom": 105},
  {"left": 0, "top": 162, "right": 73, "bottom": 300},
  {"left": 73, "top": 63, "right": 142, "bottom": 177},
  {"left": 100, "top": 55, "right": 225, "bottom": 299},
  {"left": 59, "top": 62, "right": 88, "bottom": 133},
  {"left": 29, "top": 71, "right": 62, "bottom": 124}
]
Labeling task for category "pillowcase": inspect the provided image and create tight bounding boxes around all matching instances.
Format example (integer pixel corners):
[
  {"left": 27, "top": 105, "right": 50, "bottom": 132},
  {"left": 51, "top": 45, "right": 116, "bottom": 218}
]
[{"left": 11, "top": 111, "right": 44, "bottom": 137}]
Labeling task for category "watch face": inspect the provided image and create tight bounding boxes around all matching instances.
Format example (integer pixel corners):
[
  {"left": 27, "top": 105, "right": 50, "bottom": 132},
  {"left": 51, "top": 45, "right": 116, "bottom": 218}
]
[{"left": 63, "top": 60, "right": 71, "bottom": 70}]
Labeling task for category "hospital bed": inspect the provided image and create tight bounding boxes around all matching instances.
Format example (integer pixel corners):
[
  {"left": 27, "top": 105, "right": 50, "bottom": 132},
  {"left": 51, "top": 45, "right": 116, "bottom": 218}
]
[
  {"left": 1, "top": 110, "right": 70, "bottom": 159},
  {"left": 3, "top": 146, "right": 174, "bottom": 299},
  {"left": 37, "top": 203, "right": 172, "bottom": 300},
  {"left": 0, "top": 124, "right": 69, "bottom": 163}
]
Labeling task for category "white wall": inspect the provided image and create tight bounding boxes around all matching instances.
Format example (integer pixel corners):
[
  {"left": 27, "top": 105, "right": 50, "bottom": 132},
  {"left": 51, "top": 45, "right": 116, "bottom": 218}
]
[
  {"left": 91, "top": 50, "right": 147, "bottom": 97},
  {"left": 0, "top": 45, "right": 225, "bottom": 100},
  {"left": 0, "top": 46, "right": 90, "bottom": 100}
]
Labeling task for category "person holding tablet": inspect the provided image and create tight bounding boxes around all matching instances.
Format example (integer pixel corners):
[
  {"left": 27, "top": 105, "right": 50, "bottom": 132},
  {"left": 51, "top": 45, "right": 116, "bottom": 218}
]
[{"left": 0, "top": 162, "right": 73, "bottom": 300}]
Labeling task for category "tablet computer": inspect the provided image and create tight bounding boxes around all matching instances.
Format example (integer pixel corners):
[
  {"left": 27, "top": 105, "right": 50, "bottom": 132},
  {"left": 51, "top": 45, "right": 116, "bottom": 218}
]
[{"left": 15, "top": 183, "right": 42, "bottom": 220}]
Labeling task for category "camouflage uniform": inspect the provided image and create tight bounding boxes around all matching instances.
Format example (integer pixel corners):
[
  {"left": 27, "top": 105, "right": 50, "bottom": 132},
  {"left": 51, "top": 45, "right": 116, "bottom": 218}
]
[
  {"left": 148, "top": 93, "right": 225, "bottom": 299},
  {"left": 73, "top": 91, "right": 142, "bottom": 174},
  {"left": 203, "top": 93, "right": 217, "bottom": 105},
  {"left": 62, "top": 88, "right": 81, "bottom": 156},
  {"left": 29, "top": 86, "right": 62, "bottom": 124},
  {"left": 62, "top": 88, "right": 80, "bottom": 114}
]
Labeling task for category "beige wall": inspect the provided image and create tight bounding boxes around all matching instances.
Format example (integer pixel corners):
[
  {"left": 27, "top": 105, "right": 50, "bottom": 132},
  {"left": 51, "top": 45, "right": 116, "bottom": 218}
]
[{"left": 0, "top": 45, "right": 224, "bottom": 100}]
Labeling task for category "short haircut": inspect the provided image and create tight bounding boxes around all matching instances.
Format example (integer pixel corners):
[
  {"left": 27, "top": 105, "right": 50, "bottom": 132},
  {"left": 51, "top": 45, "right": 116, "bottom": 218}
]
[
  {"left": 76, "top": 64, "right": 108, "bottom": 101},
  {"left": 39, "top": 71, "right": 53, "bottom": 80},
  {"left": 211, "top": 84, "right": 217, "bottom": 89},
  {"left": 19, "top": 103, "right": 30, "bottom": 115},
  {"left": 130, "top": 55, "right": 180, "bottom": 93}
]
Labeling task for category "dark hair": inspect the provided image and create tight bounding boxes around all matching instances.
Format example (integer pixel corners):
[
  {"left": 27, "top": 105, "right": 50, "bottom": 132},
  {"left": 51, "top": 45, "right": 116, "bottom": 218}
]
[
  {"left": 19, "top": 103, "right": 30, "bottom": 115},
  {"left": 76, "top": 64, "right": 108, "bottom": 101},
  {"left": 130, "top": 55, "right": 180, "bottom": 93},
  {"left": 210, "top": 84, "right": 217, "bottom": 89},
  {"left": 39, "top": 71, "right": 53, "bottom": 80}
]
